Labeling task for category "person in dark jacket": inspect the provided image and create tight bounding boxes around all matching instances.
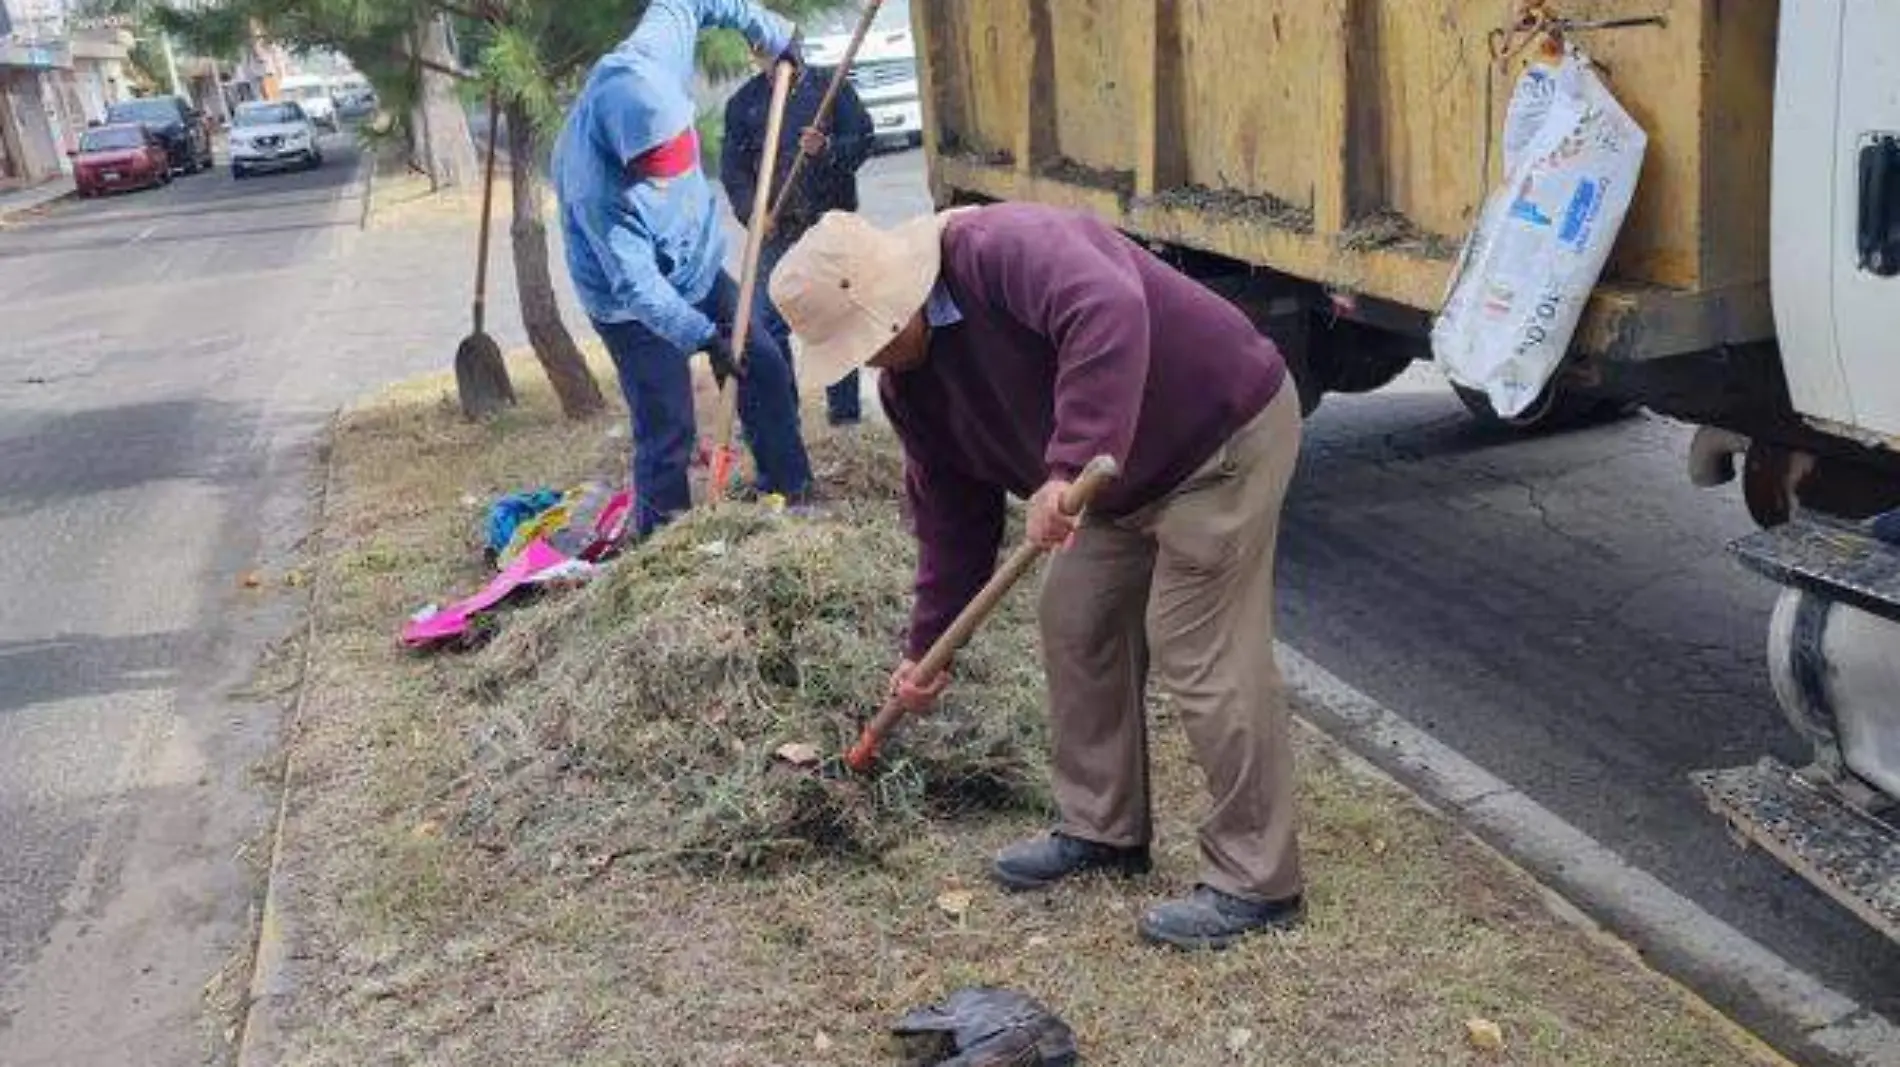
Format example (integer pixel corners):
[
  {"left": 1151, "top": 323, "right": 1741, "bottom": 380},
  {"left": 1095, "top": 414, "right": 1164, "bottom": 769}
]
[
  {"left": 721, "top": 56, "right": 876, "bottom": 424},
  {"left": 770, "top": 204, "right": 1307, "bottom": 951}
]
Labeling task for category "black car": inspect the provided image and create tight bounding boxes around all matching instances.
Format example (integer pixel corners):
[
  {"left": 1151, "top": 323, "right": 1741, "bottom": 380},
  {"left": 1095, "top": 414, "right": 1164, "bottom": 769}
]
[{"left": 104, "top": 96, "right": 215, "bottom": 175}]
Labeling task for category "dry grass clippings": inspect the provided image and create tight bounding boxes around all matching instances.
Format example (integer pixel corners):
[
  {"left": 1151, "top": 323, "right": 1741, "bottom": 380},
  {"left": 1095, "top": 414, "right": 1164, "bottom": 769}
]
[{"left": 273, "top": 362, "right": 1781, "bottom": 1066}]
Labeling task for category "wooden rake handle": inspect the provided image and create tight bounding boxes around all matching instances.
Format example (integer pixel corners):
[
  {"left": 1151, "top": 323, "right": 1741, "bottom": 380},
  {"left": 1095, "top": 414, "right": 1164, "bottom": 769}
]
[
  {"left": 766, "top": 0, "right": 885, "bottom": 228},
  {"left": 707, "top": 59, "right": 797, "bottom": 505},
  {"left": 845, "top": 456, "right": 1121, "bottom": 772}
]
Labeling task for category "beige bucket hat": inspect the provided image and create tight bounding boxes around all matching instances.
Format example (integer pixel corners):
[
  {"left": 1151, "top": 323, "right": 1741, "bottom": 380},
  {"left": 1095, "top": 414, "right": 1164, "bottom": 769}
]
[{"left": 769, "top": 209, "right": 960, "bottom": 389}]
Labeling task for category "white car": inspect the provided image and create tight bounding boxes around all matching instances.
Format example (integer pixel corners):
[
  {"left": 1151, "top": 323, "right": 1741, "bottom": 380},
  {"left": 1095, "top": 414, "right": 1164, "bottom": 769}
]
[
  {"left": 804, "top": 0, "right": 921, "bottom": 149},
  {"left": 229, "top": 101, "right": 324, "bottom": 179},
  {"left": 279, "top": 75, "right": 340, "bottom": 131}
]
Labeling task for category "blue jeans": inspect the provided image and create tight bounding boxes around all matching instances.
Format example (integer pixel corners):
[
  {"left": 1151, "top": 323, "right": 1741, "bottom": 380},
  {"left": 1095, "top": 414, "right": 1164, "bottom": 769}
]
[
  {"left": 595, "top": 272, "right": 812, "bottom": 537},
  {"left": 760, "top": 228, "right": 862, "bottom": 424}
]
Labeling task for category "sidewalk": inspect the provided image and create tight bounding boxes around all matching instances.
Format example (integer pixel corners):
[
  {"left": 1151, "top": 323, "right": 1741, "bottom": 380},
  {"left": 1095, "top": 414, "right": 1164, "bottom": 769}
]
[{"left": 0, "top": 176, "right": 76, "bottom": 224}]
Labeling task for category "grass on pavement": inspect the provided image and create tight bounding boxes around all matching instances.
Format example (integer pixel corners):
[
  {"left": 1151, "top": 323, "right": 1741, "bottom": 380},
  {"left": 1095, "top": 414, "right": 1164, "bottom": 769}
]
[{"left": 268, "top": 354, "right": 1785, "bottom": 1065}]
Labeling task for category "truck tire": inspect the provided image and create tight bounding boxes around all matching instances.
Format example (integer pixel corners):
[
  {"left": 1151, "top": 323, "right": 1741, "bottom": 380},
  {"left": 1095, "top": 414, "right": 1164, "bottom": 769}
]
[{"left": 1452, "top": 383, "right": 1634, "bottom": 433}]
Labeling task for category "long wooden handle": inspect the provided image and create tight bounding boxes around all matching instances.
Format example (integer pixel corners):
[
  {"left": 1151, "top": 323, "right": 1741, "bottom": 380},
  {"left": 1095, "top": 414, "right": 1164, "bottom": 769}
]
[
  {"left": 707, "top": 60, "right": 797, "bottom": 505},
  {"left": 846, "top": 456, "right": 1120, "bottom": 771},
  {"left": 766, "top": 0, "right": 884, "bottom": 228},
  {"left": 473, "top": 92, "right": 500, "bottom": 331}
]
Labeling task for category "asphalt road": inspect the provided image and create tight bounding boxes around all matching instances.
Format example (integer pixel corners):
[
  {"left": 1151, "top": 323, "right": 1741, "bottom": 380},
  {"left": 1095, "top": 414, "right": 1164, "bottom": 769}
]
[
  {"left": 0, "top": 134, "right": 420, "bottom": 1066},
  {"left": 852, "top": 151, "right": 1900, "bottom": 1036},
  {"left": 1279, "top": 372, "right": 1900, "bottom": 1024}
]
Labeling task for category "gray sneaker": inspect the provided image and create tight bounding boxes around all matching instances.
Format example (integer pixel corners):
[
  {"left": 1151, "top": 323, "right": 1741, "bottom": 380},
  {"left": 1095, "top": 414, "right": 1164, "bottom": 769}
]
[
  {"left": 990, "top": 832, "right": 1152, "bottom": 892},
  {"left": 1137, "top": 885, "right": 1304, "bottom": 950}
]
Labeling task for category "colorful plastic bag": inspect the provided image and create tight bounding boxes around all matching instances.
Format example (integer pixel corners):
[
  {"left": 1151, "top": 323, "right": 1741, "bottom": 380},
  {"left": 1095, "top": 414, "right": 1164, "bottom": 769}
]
[{"left": 1432, "top": 49, "right": 1649, "bottom": 417}]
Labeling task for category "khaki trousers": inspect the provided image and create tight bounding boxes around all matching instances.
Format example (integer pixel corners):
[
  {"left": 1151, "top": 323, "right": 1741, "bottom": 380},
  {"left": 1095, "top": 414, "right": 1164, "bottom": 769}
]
[{"left": 1039, "top": 385, "right": 1303, "bottom": 902}]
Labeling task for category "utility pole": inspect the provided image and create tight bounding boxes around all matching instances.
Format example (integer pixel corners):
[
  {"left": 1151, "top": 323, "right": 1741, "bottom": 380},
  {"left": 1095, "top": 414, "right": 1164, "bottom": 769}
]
[
  {"left": 162, "top": 32, "right": 184, "bottom": 100},
  {"left": 207, "top": 55, "right": 229, "bottom": 122}
]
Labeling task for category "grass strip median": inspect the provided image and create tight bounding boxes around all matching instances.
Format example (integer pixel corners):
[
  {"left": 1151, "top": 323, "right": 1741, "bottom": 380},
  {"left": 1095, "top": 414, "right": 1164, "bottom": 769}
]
[{"left": 264, "top": 355, "right": 1783, "bottom": 1065}]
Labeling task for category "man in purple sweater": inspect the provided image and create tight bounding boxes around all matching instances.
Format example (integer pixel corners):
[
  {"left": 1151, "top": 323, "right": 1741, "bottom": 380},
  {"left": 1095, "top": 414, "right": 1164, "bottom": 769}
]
[{"left": 771, "top": 203, "right": 1305, "bottom": 950}]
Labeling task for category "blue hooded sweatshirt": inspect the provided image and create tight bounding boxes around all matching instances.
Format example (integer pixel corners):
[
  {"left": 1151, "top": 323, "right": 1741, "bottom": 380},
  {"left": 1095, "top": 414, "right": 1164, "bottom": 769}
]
[{"left": 554, "top": 0, "right": 792, "bottom": 352}]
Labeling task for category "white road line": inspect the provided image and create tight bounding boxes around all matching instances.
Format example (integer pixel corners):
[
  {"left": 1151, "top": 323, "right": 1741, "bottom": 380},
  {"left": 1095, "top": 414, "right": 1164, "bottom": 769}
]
[
  {"left": 1278, "top": 642, "right": 1900, "bottom": 1067},
  {"left": 130, "top": 223, "right": 159, "bottom": 244}
]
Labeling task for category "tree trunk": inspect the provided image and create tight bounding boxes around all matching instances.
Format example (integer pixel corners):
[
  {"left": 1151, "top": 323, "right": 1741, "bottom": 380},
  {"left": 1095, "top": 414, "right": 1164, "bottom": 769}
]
[
  {"left": 411, "top": 14, "right": 477, "bottom": 190},
  {"left": 505, "top": 100, "right": 606, "bottom": 419}
]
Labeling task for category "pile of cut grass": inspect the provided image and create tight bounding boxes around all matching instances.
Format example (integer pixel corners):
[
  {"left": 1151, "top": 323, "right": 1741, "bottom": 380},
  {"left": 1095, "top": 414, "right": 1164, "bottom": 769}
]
[{"left": 450, "top": 488, "right": 1048, "bottom": 876}]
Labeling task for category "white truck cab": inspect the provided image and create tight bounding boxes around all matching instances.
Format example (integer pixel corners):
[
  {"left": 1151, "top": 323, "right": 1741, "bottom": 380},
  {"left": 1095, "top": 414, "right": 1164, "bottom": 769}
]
[
  {"left": 803, "top": 0, "right": 922, "bottom": 148},
  {"left": 278, "top": 75, "right": 339, "bottom": 132},
  {"left": 1774, "top": 0, "right": 1900, "bottom": 446},
  {"left": 1700, "top": 0, "right": 1900, "bottom": 945}
]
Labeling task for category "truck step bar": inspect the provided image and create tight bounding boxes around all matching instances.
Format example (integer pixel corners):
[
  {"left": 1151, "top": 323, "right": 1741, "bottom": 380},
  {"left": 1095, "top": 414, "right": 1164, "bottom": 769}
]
[
  {"left": 1731, "top": 517, "right": 1900, "bottom": 625},
  {"left": 1691, "top": 758, "right": 1900, "bottom": 943}
]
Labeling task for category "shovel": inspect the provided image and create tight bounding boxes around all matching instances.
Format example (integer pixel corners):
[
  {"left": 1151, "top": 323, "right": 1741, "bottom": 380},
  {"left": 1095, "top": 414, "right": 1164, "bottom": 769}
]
[
  {"left": 844, "top": 456, "right": 1121, "bottom": 774},
  {"left": 453, "top": 92, "right": 515, "bottom": 419}
]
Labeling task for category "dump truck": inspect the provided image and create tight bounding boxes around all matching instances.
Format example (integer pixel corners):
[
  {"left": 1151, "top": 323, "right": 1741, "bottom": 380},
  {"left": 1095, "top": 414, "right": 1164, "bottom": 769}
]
[{"left": 911, "top": 0, "right": 1900, "bottom": 942}]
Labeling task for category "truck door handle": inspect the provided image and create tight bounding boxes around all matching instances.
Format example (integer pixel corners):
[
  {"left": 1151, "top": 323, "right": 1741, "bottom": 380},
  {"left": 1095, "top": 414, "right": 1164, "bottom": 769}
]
[{"left": 1861, "top": 134, "right": 1900, "bottom": 278}]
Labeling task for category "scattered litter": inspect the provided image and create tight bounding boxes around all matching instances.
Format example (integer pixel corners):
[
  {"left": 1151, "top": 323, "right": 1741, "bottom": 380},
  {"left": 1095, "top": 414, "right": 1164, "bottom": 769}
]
[
  {"left": 401, "top": 539, "right": 595, "bottom": 650},
  {"left": 484, "top": 488, "right": 563, "bottom": 560},
  {"left": 893, "top": 988, "right": 1077, "bottom": 1067},
  {"left": 696, "top": 539, "right": 730, "bottom": 558},
  {"left": 1026, "top": 935, "right": 1050, "bottom": 949},
  {"left": 1466, "top": 1017, "right": 1506, "bottom": 1052},
  {"left": 813, "top": 1032, "right": 833, "bottom": 1053},
  {"left": 401, "top": 485, "right": 631, "bottom": 650},
  {"left": 411, "top": 819, "right": 442, "bottom": 839},
  {"left": 240, "top": 571, "right": 263, "bottom": 589},
  {"left": 773, "top": 742, "right": 822, "bottom": 768},
  {"left": 1226, "top": 1027, "right": 1255, "bottom": 1054},
  {"left": 489, "top": 483, "right": 630, "bottom": 569},
  {"left": 283, "top": 569, "right": 308, "bottom": 589},
  {"left": 935, "top": 889, "right": 975, "bottom": 920}
]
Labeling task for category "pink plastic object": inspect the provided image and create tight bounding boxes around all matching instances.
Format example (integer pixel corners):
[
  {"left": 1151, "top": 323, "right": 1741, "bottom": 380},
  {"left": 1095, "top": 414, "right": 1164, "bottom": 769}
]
[
  {"left": 583, "top": 490, "right": 632, "bottom": 561},
  {"left": 401, "top": 539, "right": 572, "bottom": 649}
]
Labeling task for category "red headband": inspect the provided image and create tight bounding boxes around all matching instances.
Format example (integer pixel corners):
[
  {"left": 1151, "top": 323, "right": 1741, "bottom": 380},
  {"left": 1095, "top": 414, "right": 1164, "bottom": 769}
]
[{"left": 631, "top": 127, "right": 700, "bottom": 181}]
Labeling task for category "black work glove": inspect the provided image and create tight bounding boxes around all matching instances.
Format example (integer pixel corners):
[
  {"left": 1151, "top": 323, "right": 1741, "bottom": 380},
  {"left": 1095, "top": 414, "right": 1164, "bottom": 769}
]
[{"left": 706, "top": 329, "right": 744, "bottom": 387}]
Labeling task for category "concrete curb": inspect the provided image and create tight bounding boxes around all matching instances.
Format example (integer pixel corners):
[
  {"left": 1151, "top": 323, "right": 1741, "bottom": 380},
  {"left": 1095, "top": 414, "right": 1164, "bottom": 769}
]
[
  {"left": 233, "top": 415, "right": 341, "bottom": 1067},
  {"left": 1281, "top": 643, "right": 1900, "bottom": 1067}
]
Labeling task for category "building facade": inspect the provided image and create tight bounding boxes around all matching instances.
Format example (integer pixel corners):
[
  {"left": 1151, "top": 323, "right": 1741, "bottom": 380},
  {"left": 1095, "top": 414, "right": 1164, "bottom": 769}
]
[{"left": 0, "top": 0, "right": 67, "bottom": 186}]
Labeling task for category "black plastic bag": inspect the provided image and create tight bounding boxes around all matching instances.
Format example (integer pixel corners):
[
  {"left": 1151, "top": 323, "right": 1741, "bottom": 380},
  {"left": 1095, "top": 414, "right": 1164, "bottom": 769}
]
[{"left": 892, "top": 987, "right": 1078, "bottom": 1067}]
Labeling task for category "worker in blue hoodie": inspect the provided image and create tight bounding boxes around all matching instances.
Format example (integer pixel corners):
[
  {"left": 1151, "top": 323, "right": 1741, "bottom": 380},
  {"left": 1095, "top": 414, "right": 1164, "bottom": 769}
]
[{"left": 555, "top": 0, "right": 813, "bottom": 538}]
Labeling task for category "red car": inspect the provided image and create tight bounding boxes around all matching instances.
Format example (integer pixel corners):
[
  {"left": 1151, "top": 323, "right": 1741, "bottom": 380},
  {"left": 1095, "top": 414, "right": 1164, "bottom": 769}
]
[{"left": 70, "top": 123, "right": 173, "bottom": 198}]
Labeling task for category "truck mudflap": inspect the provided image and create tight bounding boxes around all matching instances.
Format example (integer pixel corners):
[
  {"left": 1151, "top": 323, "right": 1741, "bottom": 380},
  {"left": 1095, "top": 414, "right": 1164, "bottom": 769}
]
[{"left": 1692, "top": 759, "right": 1900, "bottom": 942}]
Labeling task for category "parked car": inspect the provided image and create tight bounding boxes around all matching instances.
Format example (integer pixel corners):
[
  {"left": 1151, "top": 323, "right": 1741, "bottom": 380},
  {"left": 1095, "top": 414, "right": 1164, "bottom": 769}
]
[
  {"left": 70, "top": 123, "right": 172, "bottom": 198},
  {"left": 333, "top": 76, "right": 378, "bottom": 120},
  {"left": 803, "top": 0, "right": 921, "bottom": 149},
  {"left": 228, "top": 101, "right": 324, "bottom": 179},
  {"left": 104, "top": 95, "right": 215, "bottom": 174},
  {"left": 279, "top": 75, "right": 339, "bottom": 131}
]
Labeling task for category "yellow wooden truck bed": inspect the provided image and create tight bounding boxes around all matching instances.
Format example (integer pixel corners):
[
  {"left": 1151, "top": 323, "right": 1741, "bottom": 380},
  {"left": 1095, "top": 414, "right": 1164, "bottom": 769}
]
[{"left": 914, "top": 0, "right": 1780, "bottom": 362}]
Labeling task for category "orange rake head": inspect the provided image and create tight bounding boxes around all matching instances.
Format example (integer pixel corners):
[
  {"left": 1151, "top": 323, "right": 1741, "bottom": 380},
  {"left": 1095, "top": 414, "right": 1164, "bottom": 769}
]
[{"left": 707, "top": 443, "right": 741, "bottom": 505}]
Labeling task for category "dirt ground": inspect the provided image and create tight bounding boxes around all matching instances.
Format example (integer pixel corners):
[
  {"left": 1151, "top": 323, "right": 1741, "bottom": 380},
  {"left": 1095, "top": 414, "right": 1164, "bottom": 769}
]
[{"left": 264, "top": 354, "right": 1787, "bottom": 1066}]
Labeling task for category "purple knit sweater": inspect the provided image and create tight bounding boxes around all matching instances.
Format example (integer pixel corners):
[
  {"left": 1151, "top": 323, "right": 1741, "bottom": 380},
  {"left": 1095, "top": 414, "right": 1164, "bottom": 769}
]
[{"left": 879, "top": 203, "right": 1289, "bottom": 658}]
